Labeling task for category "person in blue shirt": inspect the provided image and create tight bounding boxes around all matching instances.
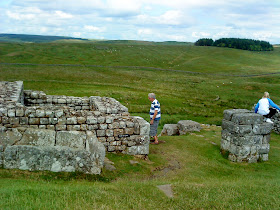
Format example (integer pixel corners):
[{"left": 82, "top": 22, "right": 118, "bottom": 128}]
[{"left": 255, "top": 92, "right": 280, "bottom": 123}]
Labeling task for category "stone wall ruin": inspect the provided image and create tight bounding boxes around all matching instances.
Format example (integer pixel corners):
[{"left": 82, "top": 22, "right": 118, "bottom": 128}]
[
  {"left": 0, "top": 81, "right": 150, "bottom": 174},
  {"left": 221, "top": 109, "right": 273, "bottom": 163}
]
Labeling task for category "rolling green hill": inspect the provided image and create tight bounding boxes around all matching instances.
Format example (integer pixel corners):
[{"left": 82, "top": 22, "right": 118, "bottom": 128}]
[{"left": 1, "top": 42, "right": 280, "bottom": 125}]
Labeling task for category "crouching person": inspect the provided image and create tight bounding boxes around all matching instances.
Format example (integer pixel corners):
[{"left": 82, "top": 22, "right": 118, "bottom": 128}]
[{"left": 255, "top": 92, "right": 280, "bottom": 123}]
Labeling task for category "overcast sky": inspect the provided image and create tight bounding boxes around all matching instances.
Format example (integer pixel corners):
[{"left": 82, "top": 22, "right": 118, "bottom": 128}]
[{"left": 0, "top": 0, "right": 279, "bottom": 43}]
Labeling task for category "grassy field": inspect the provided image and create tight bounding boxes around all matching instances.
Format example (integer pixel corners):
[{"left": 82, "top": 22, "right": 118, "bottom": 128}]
[
  {"left": 1, "top": 127, "right": 280, "bottom": 209},
  {"left": 1, "top": 42, "right": 280, "bottom": 209}
]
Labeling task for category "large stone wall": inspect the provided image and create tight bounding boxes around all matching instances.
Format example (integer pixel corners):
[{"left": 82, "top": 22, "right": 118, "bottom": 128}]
[
  {"left": 0, "top": 81, "right": 150, "bottom": 174},
  {"left": 221, "top": 109, "right": 273, "bottom": 163}
]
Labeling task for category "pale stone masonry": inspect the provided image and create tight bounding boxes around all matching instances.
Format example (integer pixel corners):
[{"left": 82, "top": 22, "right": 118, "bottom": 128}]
[
  {"left": 0, "top": 81, "right": 150, "bottom": 174},
  {"left": 221, "top": 109, "right": 273, "bottom": 163}
]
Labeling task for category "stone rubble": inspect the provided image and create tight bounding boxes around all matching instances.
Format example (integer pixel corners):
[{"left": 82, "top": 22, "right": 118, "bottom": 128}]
[{"left": 160, "top": 120, "right": 201, "bottom": 136}]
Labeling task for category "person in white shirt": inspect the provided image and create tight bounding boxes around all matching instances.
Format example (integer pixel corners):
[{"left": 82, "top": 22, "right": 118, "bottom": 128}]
[
  {"left": 148, "top": 93, "right": 161, "bottom": 145},
  {"left": 255, "top": 92, "right": 280, "bottom": 123}
]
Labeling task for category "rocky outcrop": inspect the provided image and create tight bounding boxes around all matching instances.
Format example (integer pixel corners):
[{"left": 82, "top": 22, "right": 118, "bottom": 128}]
[{"left": 221, "top": 109, "right": 273, "bottom": 163}]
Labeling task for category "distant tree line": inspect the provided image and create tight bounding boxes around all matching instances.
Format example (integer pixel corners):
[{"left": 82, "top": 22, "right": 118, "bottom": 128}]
[{"left": 195, "top": 38, "right": 273, "bottom": 51}]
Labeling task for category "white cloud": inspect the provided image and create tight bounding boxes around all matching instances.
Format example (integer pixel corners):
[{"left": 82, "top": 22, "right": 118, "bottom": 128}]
[
  {"left": 6, "top": 10, "right": 35, "bottom": 20},
  {"left": 55, "top": 11, "right": 73, "bottom": 19},
  {"left": 1, "top": 0, "right": 280, "bottom": 43},
  {"left": 192, "top": 32, "right": 211, "bottom": 39},
  {"left": 84, "top": 25, "right": 105, "bottom": 33}
]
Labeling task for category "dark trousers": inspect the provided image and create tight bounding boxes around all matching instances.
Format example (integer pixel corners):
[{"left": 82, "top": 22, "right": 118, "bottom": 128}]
[{"left": 264, "top": 108, "right": 277, "bottom": 118}]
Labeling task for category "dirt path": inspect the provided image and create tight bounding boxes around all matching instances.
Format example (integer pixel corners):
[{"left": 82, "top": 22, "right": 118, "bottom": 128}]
[{"left": 1, "top": 62, "right": 279, "bottom": 78}]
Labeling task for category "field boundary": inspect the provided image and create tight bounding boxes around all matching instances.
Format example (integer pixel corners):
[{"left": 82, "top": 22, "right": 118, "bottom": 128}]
[{"left": 1, "top": 62, "right": 280, "bottom": 78}]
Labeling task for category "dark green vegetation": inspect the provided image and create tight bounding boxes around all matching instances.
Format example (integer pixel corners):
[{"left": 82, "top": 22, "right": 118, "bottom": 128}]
[
  {"left": 196, "top": 38, "right": 274, "bottom": 51},
  {"left": 1, "top": 41, "right": 280, "bottom": 208},
  {"left": 194, "top": 38, "right": 214, "bottom": 46}
]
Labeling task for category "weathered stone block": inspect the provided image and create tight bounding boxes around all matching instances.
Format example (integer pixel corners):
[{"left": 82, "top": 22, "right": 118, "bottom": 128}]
[
  {"left": 107, "top": 137, "right": 114, "bottom": 142},
  {"left": 8, "top": 109, "right": 16, "bottom": 117},
  {"left": 106, "top": 129, "right": 114, "bottom": 137},
  {"left": 223, "top": 109, "right": 251, "bottom": 121},
  {"left": 55, "top": 125, "right": 66, "bottom": 131},
  {"left": 66, "top": 117, "right": 77, "bottom": 124},
  {"left": 259, "top": 144, "right": 270, "bottom": 154},
  {"left": 29, "top": 118, "right": 40, "bottom": 125},
  {"left": 80, "top": 124, "right": 88, "bottom": 131},
  {"left": 0, "top": 107, "right": 7, "bottom": 116},
  {"left": 160, "top": 124, "right": 179, "bottom": 136},
  {"left": 126, "top": 145, "right": 149, "bottom": 155},
  {"left": 57, "top": 118, "right": 67, "bottom": 125},
  {"left": 114, "top": 129, "right": 124, "bottom": 136},
  {"left": 40, "top": 118, "right": 49, "bottom": 125},
  {"left": 252, "top": 123, "right": 273, "bottom": 135},
  {"left": 45, "top": 110, "right": 55, "bottom": 118},
  {"left": 222, "top": 120, "right": 252, "bottom": 135},
  {"left": 97, "top": 117, "right": 105, "bottom": 124},
  {"left": 88, "top": 125, "right": 98, "bottom": 130},
  {"left": 16, "top": 108, "right": 25, "bottom": 117},
  {"left": 259, "top": 154, "right": 269, "bottom": 161},
  {"left": 0, "top": 129, "right": 22, "bottom": 149},
  {"left": 47, "top": 125, "right": 55, "bottom": 130},
  {"left": 124, "top": 128, "right": 134, "bottom": 135},
  {"left": 77, "top": 117, "right": 86, "bottom": 124},
  {"left": 20, "top": 117, "right": 28, "bottom": 125},
  {"left": 36, "top": 110, "right": 45, "bottom": 118},
  {"left": 3, "top": 145, "right": 103, "bottom": 174},
  {"left": 49, "top": 118, "right": 58, "bottom": 125},
  {"left": 97, "top": 130, "right": 106, "bottom": 137},
  {"left": 106, "top": 116, "right": 113, "bottom": 124},
  {"left": 221, "top": 139, "right": 230, "bottom": 151},
  {"left": 17, "top": 128, "right": 55, "bottom": 146},
  {"left": 177, "top": 120, "right": 201, "bottom": 135},
  {"left": 2, "top": 117, "right": 9, "bottom": 124},
  {"left": 57, "top": 98, "right": 66, "bottom": 104},
  {"left": 87, "top": 116, "right": 97, "bottom": 124},
  {"left": 263, "top": 135, "right": 270, "bottom": 144},
  {"left": 9, "top": 117, "right": 20, "bottom": 125},
  {"left": 126, "top": 121, "right": 134, "bottom": 128},
  {"left": 108, "top": 146, "right": 116, "bottom": 152},
  {"left": 85, "top": 131, "right": 105, "bottom": 167},
  {"left": 56, "top": 131, "right": 86, "bottom": 149},
  {"left": 119, "top": 121, "right": 126, "bottom": 128},
  {"left": 99, "top": 124, "right": 108, "bottom": 130},
  {"left": 231, "top": 113, "right": 263, "bottom": 125},
  {"left": 55, "top": 110, "right": 64, "bottom": 118}
]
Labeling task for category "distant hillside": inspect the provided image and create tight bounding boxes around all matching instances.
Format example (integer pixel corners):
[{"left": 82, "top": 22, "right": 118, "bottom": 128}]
[
  {"left": 93, "top": 40, "right": 193, "bottom": 45},
  {"left": 0, "top": 34, "right": 88, "bottom": 43},
  {"left": 0, "top": 33, "right": 192, "bottom": 45}
]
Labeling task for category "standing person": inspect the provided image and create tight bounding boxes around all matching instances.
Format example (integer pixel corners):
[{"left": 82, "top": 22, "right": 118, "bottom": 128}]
[
  {"left": 255, "top": 92, "right": 280, "bottom": 123},
  {"left": 148, "top": 93, "right": 161, "bottom": 145}
]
